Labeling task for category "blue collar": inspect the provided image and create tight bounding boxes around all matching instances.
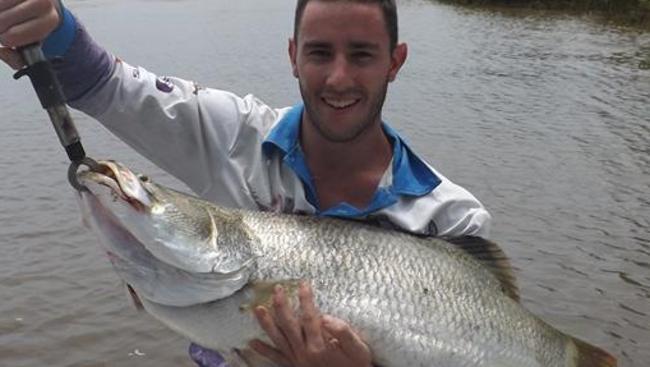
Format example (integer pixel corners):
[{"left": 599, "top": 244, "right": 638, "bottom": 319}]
[{"left": 262, "top": 104, "right": 441, "bottom": 217}]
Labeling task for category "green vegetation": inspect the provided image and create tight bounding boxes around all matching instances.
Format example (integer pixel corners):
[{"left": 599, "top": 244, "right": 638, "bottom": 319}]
[{"left": 438, "top": 0, "right": 650, "bottom": 27}]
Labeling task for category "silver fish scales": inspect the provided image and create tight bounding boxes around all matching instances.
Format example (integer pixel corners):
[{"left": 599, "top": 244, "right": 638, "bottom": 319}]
[{"left": 77, "top": 160, "right": 616, "bottom": 367}]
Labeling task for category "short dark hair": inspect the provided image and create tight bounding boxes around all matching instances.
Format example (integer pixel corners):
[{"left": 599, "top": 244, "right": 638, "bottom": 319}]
[{"left": 294, "top": 0, "right": 398, "bottom": 52}]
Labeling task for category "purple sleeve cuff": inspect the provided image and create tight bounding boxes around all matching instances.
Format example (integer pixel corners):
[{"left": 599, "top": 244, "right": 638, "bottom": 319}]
[
  {"left": 189, "top": 343, "right": 229, "bottom": 367},
  {"left": 49, "top": 14, "right": 114, "bottom": 104}
]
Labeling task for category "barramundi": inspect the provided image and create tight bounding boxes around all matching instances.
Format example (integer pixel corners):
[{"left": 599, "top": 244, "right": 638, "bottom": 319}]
[{"left": 77, "top": 160, "right": 616, "bottom": 367}]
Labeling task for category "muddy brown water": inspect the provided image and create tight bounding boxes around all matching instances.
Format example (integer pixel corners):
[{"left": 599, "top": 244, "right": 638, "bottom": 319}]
[{"left": 0, "top": 0, "right": 648, "bottom": 366}]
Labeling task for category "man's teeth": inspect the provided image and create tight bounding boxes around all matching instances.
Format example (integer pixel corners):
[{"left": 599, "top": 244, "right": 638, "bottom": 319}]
[{"left": 324, "top": 98, "right": 358, "bottom": 109}]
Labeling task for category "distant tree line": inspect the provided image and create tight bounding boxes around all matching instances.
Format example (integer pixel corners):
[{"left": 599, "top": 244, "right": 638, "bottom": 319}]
[{"left": 438, "top": 0, "right": 650, "bottom": 26}]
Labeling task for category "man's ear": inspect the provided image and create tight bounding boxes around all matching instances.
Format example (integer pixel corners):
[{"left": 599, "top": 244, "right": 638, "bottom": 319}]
[
  {"left": 388, "top": 42, "right": 408, "bottom": 82},
  {"left": 288, "top": 38, "right": 299, "bottom": 78}
]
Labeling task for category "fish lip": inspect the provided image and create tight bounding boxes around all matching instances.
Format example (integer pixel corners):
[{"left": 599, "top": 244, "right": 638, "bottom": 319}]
[
  {"left": 78, "top": 160, "right": 122, "bottom": 188},
  {"left": 80, "top": 161, "right": 149, "bottom": 212},
  {"left": 92, "top": 160, "right": 118, "bottom": 179}
]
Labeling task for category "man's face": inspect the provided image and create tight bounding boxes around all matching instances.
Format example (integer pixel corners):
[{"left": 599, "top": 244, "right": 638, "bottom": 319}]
[{"left": 290, "top": 1, "right": 407, "bottom": 143}]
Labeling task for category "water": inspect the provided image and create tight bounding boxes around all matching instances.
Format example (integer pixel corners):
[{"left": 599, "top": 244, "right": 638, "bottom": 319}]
[{"left": 0, "top": 0, "right": 648, "bottom": 365}]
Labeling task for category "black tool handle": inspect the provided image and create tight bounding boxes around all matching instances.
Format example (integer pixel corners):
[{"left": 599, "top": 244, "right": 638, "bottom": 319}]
[{"left": 14, "top": 44, "right": 86, "bottom": 163}]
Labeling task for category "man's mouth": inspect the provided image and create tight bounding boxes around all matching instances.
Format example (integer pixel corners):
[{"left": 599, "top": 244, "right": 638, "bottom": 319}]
[{"left": 322, "top": 97, "right": 360, "bottom": 110}]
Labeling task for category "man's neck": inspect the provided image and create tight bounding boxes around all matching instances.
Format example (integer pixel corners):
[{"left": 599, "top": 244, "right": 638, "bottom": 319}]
[{"left": 300, "top": 117, "right": 393, "bottom": 210}]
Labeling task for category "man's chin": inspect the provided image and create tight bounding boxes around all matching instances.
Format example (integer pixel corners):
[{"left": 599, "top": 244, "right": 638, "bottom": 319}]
[{"left": 312, "top": 121, "right": 374, "bottom": 144}]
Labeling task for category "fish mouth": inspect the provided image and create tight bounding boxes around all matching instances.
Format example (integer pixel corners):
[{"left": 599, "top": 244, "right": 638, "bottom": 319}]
[
  {"left": 79, "top": 161, "right": 149, "bottom": 212},
  {"left": 93, "top": 161, "right": 120, "bottom": 181},
  {"left": 79, "top": 161, "right": 125, "bottom": 193}
]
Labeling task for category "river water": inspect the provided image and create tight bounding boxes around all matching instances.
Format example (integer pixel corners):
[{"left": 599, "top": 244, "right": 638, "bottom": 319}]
[{"left": 0, "top": 0, "right": 648, "bottom": 366}]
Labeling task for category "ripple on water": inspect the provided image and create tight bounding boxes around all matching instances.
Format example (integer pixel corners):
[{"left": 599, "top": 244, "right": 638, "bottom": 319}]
[
  {"left": 619, "top": 303, "right": 648, "bottom": 317},
  {"left": 1, "top": 1, "right": 649, "bottom": 366}
]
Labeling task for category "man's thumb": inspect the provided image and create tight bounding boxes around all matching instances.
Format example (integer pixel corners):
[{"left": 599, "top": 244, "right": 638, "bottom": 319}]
[{"left": 0, "top": 47, "right": 25, "bottom": 70}]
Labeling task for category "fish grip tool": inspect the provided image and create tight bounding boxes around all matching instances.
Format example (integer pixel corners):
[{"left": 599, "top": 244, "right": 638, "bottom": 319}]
[{"left": 13, "top": 44, "right": 98, "bottom": 191}]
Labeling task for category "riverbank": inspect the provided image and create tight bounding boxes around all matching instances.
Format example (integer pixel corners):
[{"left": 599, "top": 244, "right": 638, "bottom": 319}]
[{"left": 437, "top": 0, "right": 650, "bottom": 28}]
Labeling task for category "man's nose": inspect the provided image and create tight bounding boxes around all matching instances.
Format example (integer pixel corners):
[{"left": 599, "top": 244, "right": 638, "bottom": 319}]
[{"left": 325, "top": 56, "right": 355, "bottom": 91}]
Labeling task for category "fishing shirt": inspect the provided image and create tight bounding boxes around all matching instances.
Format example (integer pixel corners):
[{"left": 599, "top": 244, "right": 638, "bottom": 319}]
[{"left": 45, "top": 11, "right": 491, "bottom": 239}]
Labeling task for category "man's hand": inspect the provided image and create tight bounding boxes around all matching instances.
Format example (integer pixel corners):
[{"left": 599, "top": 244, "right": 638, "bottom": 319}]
[
  {"left": 249, "top": 282, "right": 373, "bottom": 367},
  {"left": 0, "top": 0, "right": 60, "bottom": 69}
]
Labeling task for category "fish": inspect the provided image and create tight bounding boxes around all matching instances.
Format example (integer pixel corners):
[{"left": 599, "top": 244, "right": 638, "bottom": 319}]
[{"left": 77, "top": 160, "right": 617, "bottom": 367}]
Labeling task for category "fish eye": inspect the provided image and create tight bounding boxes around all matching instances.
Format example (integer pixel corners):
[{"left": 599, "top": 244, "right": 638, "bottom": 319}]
[{"left": 138, "top": 175, "right": 150, "bottom": 183}]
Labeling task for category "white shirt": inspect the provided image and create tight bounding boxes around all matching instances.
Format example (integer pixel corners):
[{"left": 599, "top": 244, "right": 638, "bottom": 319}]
[{"left": 73, "top": 59, "right": 491, "bottom": 238}]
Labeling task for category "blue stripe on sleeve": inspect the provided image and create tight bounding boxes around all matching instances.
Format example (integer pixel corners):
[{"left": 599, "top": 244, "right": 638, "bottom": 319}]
[{"left": 42, "top": 7, "right": 77, "bottom": 58}]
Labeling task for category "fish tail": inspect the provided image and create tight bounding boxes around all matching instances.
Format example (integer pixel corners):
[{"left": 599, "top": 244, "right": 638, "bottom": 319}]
[{"left": 570, "top": 338, "right": 617, "bottom": 367}]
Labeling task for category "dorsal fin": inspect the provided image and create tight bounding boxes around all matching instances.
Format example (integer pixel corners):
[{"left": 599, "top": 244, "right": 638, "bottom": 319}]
[{"left": 447, "top": 236, "right": 520, "bottom": 302}]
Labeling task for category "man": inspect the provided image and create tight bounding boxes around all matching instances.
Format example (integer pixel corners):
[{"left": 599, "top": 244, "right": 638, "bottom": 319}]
[{"left": 0, "top": 0, "right": 491, "bottom": 366}]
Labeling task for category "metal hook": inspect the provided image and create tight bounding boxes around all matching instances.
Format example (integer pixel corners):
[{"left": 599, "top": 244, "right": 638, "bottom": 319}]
[{"left": 68, "top": 157, "right": 101, "bottom": 192}]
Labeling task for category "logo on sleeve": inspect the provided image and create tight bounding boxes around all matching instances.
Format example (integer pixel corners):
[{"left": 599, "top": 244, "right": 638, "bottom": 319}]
[{"left": 155, "top": 76, "right": 174, "bottom": 93}]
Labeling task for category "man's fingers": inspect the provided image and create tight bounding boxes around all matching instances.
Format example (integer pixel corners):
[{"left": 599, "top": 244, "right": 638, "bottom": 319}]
[
  {"left": 249, "top": 339, "right": 291, "bottom": 366},
  {"left": 299, "top": 281, "right": 325, "bottom": 350},
  {"left": 0, "top": 0, "right": 52, "bottom": 34},
  {"left": 272, "top": 285, "right": 304, "bottom": 351},
  {"left": 0, "top": 46, "right": 23, "bottom": 69},
  {"left": 321, "top": 314, "right": 370, "bottom": 357},
  {"left": 0, "top": 0, "right": 58, "bottom": 47},
  {"left": 0, "top": 0, "right": 24, "bottom": 13},
  {"left": 253, "top": 306, "right": 293, "bottom": 357},
  {"left": 0, "top": 11, "right": 58, "bottom": 47}
]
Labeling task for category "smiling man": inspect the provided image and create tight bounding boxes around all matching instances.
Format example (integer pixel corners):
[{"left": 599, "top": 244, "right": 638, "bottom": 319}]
[
  {"left": 292, "top": 0, "right": 407, "bottom": 214},
  {"left": 0, "top": 0, "right": 491, "bottom": 366}
]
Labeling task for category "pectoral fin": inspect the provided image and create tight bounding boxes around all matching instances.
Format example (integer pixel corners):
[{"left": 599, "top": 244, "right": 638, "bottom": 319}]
[{"left": 239, "top": 280, "right": 302, "bottom": 313}]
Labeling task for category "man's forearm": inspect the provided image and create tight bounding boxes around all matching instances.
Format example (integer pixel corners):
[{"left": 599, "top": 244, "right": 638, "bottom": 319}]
[{"left": 43, "top": 5, "right": 114, "bottom": 106}]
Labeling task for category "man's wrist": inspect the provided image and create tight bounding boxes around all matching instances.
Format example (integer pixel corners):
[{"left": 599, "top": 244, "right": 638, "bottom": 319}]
[{"left": 42, "top": 1, "right": 77, "bottom": 59}]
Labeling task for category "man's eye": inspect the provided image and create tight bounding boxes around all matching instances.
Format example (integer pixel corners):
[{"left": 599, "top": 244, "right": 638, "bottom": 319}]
[
  {"left": 353, "top": 52, "right": 373, "bottom": 60},
  {"left": 350, "top": 52, "right": 374, "bottom": 65},
  {"left": 308, "top": 50, "right": 330, "bottom": 58}
]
